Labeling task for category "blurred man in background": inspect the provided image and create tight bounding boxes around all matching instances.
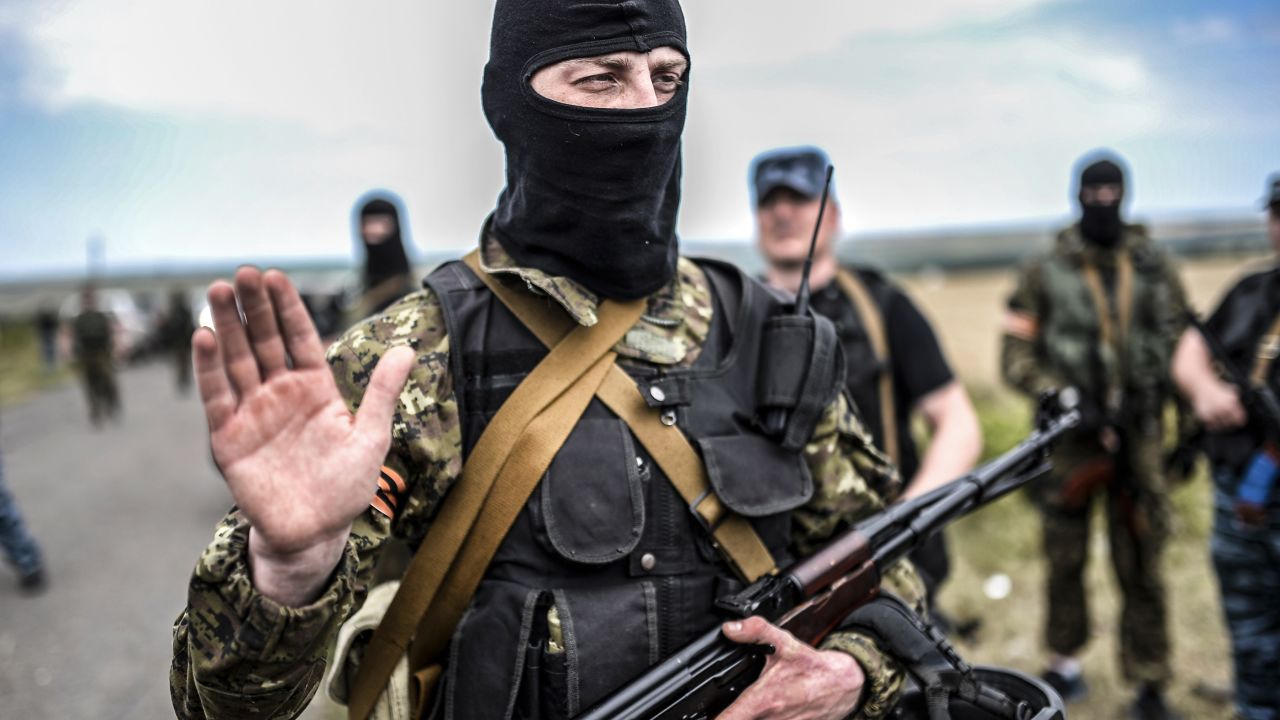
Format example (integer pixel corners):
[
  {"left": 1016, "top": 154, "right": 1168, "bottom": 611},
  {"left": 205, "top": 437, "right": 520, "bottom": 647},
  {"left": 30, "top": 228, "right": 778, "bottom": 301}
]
[
  {"left": 72, "top": 285, "right": 120, "bottom": 426},
  {"left": 343, "top": 192, "right": 417, "bottom": 328},
  {"left": 164, "top": 289, "right": 196, "bottom": 394},
  {"left": 751, "top": 145, "right": 982, "bottom": 609},
  {"left": 35, "top": 304, "right": 59, "bottom": 372},
  {"left": 1172, "top": 172, "right": 1280, "bottom": 720},
  {"left": 1001, "top": 152, "right": 1188, "bottom": 720}
]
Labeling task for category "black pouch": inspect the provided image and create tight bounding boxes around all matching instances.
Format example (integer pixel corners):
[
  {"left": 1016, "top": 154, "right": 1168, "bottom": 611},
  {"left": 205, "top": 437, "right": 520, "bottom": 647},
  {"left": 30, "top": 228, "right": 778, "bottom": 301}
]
[{"left": 756, "top": 309, "right": 843, "bottom": 451}]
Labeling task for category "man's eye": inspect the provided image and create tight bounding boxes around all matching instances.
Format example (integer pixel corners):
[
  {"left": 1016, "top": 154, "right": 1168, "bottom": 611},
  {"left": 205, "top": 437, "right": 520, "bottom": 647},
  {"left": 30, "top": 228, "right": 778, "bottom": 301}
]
[
  {"left": 573, "top": 73, "right": 618, "bottom": 90},
  {"left": 654, "top": 74, "right": 684, "bottom": 91}
]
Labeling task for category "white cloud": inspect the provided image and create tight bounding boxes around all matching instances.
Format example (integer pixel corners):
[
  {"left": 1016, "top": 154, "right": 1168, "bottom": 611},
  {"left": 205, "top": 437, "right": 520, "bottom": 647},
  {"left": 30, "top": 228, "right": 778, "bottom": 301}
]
[{"left": 1172, "top": 16, "right": 1239, "bottom": 45}]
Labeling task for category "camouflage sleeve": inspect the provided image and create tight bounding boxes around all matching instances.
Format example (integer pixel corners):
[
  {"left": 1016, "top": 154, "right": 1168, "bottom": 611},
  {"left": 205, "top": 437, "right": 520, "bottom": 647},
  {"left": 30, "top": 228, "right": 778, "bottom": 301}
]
[
  {"left": 794, "top": 393, "right": 926, "bottom": 719},
  {"left": 170, "top": 288, "right": 461, "bottom": 720},
  {"left": 1000, "top": 259, "right": 1062, "bottom": 397},
  {"left": 170, "top": 512, "right": 360, "bottom": 720}
]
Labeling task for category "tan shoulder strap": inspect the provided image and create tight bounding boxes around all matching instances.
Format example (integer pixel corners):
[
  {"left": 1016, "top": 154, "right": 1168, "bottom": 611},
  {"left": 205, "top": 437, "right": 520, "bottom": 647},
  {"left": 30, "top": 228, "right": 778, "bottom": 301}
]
[
  {"left": 348, "top": 256, "right": 643, "bottom": 720},
  {"left": 835, "top": 268, "right": 899, "bottom": 466},
  {"left": 1081, "top": 252, "right": 1134, "bottom": 410},
  {"left": 1250, "top": 311, "right": 1280, "bottom": 387},
  {"left": 463, "top": 253, "right": 777, "bottom": 583}
]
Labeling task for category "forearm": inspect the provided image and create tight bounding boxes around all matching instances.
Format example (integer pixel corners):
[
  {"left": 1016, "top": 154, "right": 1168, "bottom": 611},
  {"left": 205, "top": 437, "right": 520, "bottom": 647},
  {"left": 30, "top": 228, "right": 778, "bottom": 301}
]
[
  {"left": 903, "top": 383, "right": 981, "bottom": 499},
  {"left": 249, "top": 525, "right": 351, "bottom": 607},
  {"left": 171, "top": 513, "right": 358, "bottom": 720},
  {"left": 1172, "top": 330, "right": 1222, "bottom": 402}
]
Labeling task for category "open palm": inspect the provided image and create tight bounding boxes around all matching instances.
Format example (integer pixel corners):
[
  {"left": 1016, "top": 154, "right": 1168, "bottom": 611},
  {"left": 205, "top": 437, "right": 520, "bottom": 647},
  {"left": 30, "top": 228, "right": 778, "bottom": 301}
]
[{"left": 195, "top": 268, "right": 413, "bottom": 557}]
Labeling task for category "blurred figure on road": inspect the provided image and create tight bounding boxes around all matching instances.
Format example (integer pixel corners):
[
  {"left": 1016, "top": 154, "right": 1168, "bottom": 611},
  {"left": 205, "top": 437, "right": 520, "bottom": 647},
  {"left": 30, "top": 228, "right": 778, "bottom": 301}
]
[
  {"left": 343, "top": 192, "right": 417, "bottom": 329},
  {"left": 35, "top": 304, "right": 59, "bottom": 371},
  {"left": 750, "top": 145, "right": 982, "bottom": 613},
  {"left": 1001, "top": 152, "right": 1188, "bottom": 720},
  {"left": 0, "top": 417, "right": 45, "bottom": 592},
  {"left": 164, "top": 289, "right": 196, "bottom": 394},
  {"left": 1172, "top": 172, "right": 1280, "bottom": 720},
  {"left": 73, "top": 284, "right": 121, "bottom": 426}
]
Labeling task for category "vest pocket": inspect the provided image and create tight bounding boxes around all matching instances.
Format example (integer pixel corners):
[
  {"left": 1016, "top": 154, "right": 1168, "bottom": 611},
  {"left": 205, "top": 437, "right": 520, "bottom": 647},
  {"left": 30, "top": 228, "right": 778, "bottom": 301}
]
[
  {"left": 552, "top": 583, "right": 658, "bottom": 715},
  {"left": 699, "top": 434, "right": 814, "bottom": 517},
  {"left": 533, "top": 418, "right": 646, "bottom": 564}
]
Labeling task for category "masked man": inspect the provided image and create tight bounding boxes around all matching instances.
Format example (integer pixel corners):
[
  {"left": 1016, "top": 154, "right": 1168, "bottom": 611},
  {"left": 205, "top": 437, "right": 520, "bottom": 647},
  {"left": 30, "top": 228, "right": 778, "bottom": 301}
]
[
  {"left": 1001, "top": 153, "right": 1188, "bottom": 720},
  {"left": 345, "top": 193, "right": 418, "bottom": 327},
  {"left": 751, "top": 146, "right": 981, "bottom": 606},
  {"left": 1172, "top": 173, "right": 1280, "bottom": 720},
  {"left": 170, "top": 3, "right": 922, "bottom": 720}
]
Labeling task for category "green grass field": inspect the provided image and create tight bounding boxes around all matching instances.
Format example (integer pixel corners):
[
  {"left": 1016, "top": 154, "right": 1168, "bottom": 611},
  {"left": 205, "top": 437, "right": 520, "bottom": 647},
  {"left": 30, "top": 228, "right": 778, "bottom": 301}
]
[{"left": 0, "top": 319, "right": 69, "bottom": 409}]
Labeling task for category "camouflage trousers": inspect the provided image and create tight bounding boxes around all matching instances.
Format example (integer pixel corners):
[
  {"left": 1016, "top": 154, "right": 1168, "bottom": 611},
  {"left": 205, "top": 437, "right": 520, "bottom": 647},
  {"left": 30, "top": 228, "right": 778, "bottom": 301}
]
[
  {"left": 1033, "top": 429, "right": 1172, "bottom": 685},
  {"left": 1210, "top": 468, "right": 1280, "bottom": 720},
  {"left": 79, "top": 354, "right": 120, "bottom": 424}
]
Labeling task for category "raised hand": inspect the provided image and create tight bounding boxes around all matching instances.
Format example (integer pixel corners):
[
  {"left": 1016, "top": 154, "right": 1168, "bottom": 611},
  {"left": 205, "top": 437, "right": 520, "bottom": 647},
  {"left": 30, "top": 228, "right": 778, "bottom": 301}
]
[{"left": 194, "top": 267, "right": 414, "bottom": 604}]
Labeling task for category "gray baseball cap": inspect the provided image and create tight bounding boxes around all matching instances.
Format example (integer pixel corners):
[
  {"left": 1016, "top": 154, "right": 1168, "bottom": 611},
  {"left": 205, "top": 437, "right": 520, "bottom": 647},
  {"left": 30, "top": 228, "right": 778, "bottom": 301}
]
[{"left": 750, "top": 146, "right": 832, "bottom": 206}]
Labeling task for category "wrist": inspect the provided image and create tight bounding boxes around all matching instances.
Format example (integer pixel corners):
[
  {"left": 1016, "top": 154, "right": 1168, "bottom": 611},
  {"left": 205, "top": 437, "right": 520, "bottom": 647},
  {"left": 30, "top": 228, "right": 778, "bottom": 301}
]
[{"left": 248, "top": 525, "right": 350, "bottom": 607}]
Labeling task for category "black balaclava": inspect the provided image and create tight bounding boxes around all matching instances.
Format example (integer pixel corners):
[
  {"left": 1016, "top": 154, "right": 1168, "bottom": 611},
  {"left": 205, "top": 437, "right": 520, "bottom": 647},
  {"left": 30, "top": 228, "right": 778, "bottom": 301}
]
[
  {"left": 483, "top": 0, "right": 689, "bottom": 300},
  {"left": 1077, "top": 158, "right": 1126, "bottom": 246},
  {"left": 356, "top": 195, "right": 411, "bottom": 291}
]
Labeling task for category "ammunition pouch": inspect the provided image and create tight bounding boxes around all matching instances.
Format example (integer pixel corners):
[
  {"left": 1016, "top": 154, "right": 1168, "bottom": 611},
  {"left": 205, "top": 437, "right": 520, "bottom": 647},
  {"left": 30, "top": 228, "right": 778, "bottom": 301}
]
[{"left": 756, "top": 308, "right": 843, "bottom": 451}]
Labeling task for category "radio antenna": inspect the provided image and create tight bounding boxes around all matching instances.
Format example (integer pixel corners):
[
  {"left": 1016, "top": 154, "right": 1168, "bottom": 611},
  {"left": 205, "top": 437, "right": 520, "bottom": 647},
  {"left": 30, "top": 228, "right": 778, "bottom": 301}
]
[{"left": 794, "top": 164, "right": 834, "bottom": 316}]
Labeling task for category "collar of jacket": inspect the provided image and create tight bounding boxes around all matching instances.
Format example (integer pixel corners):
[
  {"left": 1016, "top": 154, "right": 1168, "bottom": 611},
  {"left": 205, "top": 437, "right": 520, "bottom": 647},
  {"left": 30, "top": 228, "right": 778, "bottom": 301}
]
[
  {"left": 477, "top": 223, "right": 692, "bottom": 333},
  {"left": 1054, "top": 223, "right": 1152, "bottom": 268}
]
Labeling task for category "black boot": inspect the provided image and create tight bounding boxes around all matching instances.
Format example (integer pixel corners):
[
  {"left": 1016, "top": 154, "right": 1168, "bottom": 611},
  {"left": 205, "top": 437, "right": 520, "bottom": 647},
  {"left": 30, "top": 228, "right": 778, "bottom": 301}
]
[{"left": 1132, "top": 683, "right": 1181, "bottom": 720}]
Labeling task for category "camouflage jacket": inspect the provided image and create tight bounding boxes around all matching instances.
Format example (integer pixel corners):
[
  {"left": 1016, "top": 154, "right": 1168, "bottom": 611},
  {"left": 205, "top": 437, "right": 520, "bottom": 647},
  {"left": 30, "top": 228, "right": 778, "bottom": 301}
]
[
  {"left": 1000, "top": 224, "right": 1189, "bottom": 421},
  {"left": 171, "top": 234, "right": 924, "bottom": 720}
]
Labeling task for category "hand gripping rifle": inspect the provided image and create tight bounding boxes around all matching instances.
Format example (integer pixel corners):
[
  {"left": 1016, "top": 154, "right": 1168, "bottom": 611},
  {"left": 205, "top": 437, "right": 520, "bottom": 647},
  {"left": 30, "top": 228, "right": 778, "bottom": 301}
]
[
  {"left": 1186, "top": 311, "right": 1280, "bottom": 523},
  {"left": 577, "top": 391, "right": 1081, "bottom": 720}
]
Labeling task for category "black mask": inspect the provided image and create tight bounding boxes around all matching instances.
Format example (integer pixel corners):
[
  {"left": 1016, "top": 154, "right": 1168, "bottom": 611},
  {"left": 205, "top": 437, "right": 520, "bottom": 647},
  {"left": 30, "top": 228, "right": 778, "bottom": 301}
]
[
  {"left": 357, "top": 196, "right": 411, "bottom": 290},
  {"left": 482, "top": 0, "right": 689, "bottom": 300},
  {"left": 1077, "top": 159, "right": 1125, "bottom": 247}
]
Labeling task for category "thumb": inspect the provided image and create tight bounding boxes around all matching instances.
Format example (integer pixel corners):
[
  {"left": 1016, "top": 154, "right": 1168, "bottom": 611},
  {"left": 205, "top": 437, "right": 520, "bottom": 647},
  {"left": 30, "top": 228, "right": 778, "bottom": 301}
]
[{"left": 354, "top": 345, "right": 415, "bottom": 438}]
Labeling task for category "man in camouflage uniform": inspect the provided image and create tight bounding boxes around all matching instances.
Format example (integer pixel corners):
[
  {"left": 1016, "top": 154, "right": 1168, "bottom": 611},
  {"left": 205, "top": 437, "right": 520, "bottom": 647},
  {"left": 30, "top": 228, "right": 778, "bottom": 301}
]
[
  {"left": 170, "top": 2, "right": 923, "bottom": 719},
  {"left": 1000, "top": 153, "right": 1188, "bottom": 720},
  {"left": 1172, "top": 172, "right": 1280, "bottom": 720},
  {"left": 72, "top": 285, "right": 120, "bottom": 426}
]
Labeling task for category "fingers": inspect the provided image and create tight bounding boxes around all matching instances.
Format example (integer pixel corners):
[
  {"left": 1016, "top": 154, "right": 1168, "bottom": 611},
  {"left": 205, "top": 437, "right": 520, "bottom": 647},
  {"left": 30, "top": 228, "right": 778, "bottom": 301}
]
[
  {"left": 235, "top": 267, "right": 289, "bottom": 379},
  {"left": 722, "top": 616, "right": 793, "bottom": 654},
  {"left": 353, "top": 346, "right": 416, "bottom": 440},
  {"left": 264, "top": 269, "right": 327, "bottom": 369},
  {"left": 192, "top": 327, "right": 235, "bottom": 432},
  {"left": 208, "top": 280, "right": 262, "bottom": 395}
]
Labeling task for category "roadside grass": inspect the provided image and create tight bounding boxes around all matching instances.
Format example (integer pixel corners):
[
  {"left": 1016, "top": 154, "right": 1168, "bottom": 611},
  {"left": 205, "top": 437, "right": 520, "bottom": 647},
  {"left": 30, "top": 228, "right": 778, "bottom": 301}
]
[
  {"left": 0, "top": 319, "right": 70, "bottom": 409},
  {"left": 939, "top": 386, "right": 1233, "bottom": 720}
]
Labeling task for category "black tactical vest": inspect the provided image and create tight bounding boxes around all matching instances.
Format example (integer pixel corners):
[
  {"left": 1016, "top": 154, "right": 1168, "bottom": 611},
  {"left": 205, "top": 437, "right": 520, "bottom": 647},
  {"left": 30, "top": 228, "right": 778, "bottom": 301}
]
[{"left": 421, "top": 259, "right": 824, "bottom": 719}]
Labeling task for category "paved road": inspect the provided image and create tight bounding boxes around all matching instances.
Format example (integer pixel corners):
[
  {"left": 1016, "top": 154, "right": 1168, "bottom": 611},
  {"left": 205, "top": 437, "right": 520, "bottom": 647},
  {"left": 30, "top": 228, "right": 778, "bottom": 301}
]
[{"left": 0, "top": 363, "right": 340, "bottom": 719}]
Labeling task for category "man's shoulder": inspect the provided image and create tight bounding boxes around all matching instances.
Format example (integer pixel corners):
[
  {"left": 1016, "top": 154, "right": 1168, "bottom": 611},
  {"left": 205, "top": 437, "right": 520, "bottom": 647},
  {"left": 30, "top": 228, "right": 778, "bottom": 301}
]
[
  {"left": 328, "top": 286, "right": 445, "bottom": 365},
  {"left": 1218, "top": 264, "right": 1279, "bottom": 315}
]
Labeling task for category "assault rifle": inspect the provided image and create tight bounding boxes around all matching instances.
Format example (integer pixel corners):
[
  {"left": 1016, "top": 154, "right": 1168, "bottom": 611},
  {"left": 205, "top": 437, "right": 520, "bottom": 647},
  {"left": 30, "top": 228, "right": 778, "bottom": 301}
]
[{"left": 578, "top": 391, "right": 1080, "bottom": 720}]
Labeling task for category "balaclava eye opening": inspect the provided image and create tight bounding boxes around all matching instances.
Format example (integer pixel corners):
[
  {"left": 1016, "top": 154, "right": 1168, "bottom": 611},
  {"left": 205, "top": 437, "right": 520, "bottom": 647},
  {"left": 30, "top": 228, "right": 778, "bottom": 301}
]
[
  {"left": 355, "top": 195, "right": 412, "bottom": 291},
  {"left": 482, "top": 0, "right": 690, "bottom": 300},
  {"left": 1076, "top": 158, "right": 1126, "bottom": 247}
]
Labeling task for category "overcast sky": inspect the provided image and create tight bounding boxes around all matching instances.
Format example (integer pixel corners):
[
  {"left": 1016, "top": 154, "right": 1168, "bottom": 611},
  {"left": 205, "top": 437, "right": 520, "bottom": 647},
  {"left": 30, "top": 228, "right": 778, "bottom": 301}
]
[{"left": 1, "top": 0, "right": 1278, "bottom": 276}]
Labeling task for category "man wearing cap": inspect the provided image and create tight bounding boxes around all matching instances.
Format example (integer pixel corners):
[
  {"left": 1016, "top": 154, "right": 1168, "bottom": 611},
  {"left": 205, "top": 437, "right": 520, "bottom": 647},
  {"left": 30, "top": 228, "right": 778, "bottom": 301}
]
[
  {"left": 1001, "top": 152, "right": 1188, "bottom": 719},
  {"left": 1171, "top": 172, "right": 1280, "bottom": 720},
  {"left": 750, "top": 146, "right": 982, "bottom": 608},
  {"left": 169, "top": 3, "right": 923, "bottom": 720}
]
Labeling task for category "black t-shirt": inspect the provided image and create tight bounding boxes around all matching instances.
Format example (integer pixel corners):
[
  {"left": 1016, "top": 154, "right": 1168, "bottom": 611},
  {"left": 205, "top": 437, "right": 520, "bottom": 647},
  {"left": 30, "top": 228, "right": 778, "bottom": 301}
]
[
  {"left": 809, "top": 267, "right": 955, "bottom": 481},
  {"left": 1202, "top": 265, "right": 1280, "bottom": 470}
]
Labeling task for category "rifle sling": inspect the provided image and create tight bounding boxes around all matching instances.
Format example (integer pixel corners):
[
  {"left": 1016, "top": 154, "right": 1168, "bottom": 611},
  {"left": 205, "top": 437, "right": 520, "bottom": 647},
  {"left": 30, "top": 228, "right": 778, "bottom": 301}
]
[
  {"left": 1081, "top": 253, "right": 1134, "bottom": 411},
  {"left": 835, "top": 268, "right": 899, "bottom": 467},
  {"left": 347, "top": 268, "right": 644, "bottom": 720},
  {"left": 1249, "top": 312, "right": 1280, "bottom": 387},
  {"left": 462, "top": 251, "right": 778, "bottom": 584}
]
